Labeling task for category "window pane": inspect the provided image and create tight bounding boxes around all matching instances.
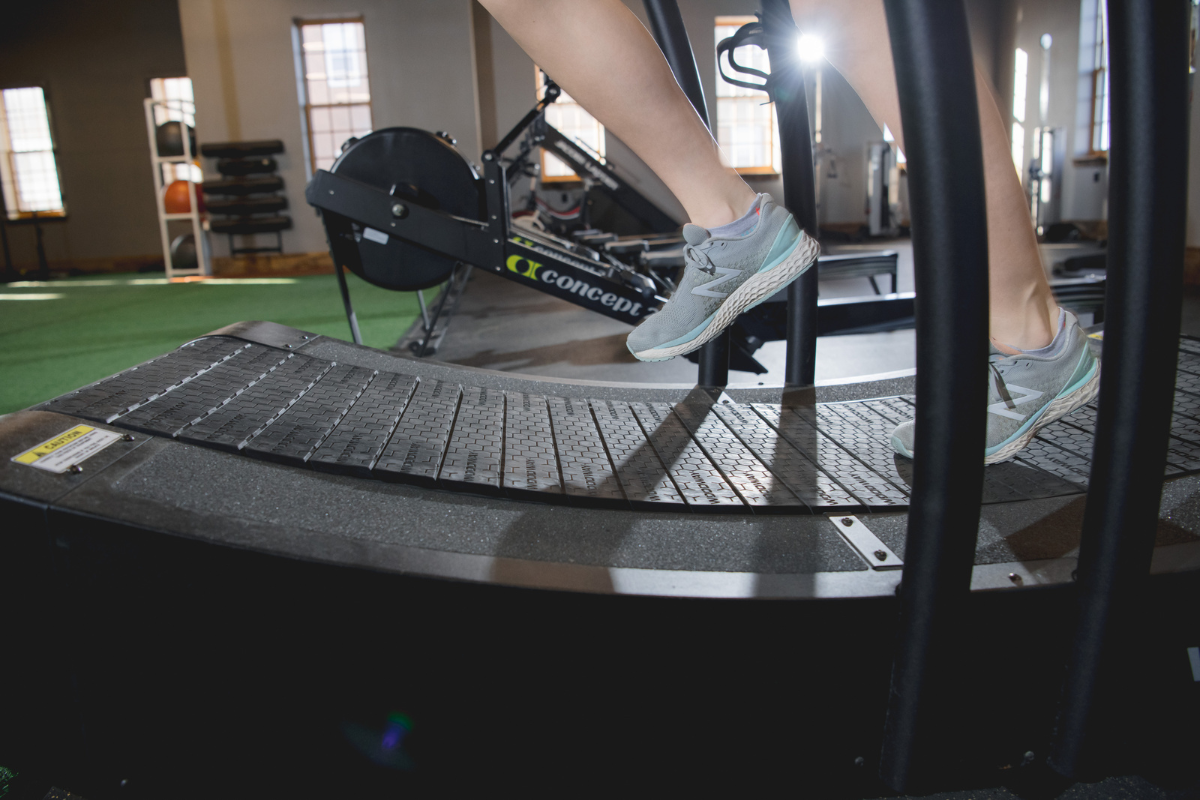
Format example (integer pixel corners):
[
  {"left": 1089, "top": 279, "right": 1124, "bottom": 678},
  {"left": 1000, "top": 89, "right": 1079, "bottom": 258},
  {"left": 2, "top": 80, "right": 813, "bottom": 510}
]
[
  {"left": 714, "top": 19, "right": 779, "bottom": 172},
  {"left": 350, "top": 104, "right": 372, "bottom": 133},
  {"left": 12, "top": 151, "right": 64, "bottom": 212},
  {"left": 299, "top": 19, "right": 372, "bottom": 175},
  {"left": 3, "top": 88, "right": 55, "bottom": 152}
]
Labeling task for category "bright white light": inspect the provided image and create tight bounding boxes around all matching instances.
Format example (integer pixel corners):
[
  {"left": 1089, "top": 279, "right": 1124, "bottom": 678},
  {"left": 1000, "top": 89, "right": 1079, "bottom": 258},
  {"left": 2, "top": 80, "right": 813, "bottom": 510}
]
[
  {"left": 796, "top": 34, "right": 824, "bottom": 63},
  {"left": 0, "top": 293, "right": 63, "bottom": 300}
]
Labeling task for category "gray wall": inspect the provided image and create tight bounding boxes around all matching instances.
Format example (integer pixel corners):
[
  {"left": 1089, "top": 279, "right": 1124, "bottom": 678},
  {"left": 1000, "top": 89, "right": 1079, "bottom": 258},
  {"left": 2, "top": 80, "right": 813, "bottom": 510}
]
[
  {"left": 0, "top": 1, "right": 188, "bottom": 269},
  {"left": 178, "top": 0, "right": 481, "bottom": 256}
]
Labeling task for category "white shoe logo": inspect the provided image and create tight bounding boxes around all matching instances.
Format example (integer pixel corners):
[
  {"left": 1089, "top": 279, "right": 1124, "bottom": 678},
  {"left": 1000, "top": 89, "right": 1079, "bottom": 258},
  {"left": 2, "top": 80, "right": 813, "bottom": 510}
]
[
  {"left": 987, "top": 384, "right": 1044, "bottom": 420},
  {"left": 691, "top": 266, "right": 742, "bottom": 298}
]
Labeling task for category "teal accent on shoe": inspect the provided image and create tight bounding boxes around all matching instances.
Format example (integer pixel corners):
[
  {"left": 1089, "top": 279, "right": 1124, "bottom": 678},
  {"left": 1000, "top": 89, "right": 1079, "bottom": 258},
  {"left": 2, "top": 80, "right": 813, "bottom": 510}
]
[
  {"left": 757, "top": 218, "right": 802, "bottom": 274},
  {"left": 892, "top": 435, "right": 913, "bottom": 458},
  {"left": 650, "top": 310, "right": 718, "bottom": 350},
  {"left": 982, "top": 351, "right": 1098, "bottom": 458},
  {"left": 1062, "top": 347, "right": 1098, "bottom": 392}
]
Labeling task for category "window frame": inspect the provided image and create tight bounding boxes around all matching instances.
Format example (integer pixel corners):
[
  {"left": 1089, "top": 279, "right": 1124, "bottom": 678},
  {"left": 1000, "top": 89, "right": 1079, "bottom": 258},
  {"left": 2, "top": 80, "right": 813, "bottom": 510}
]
[
  {"left": 0, "top": 83, "right": 67, "bottom": 222},
  {"left": 715, "top": 15, "right": 782, "bottom": 177},
  {"left": 294, "top": 16, "right": 375, "bottom": 177},
  {"left": 535, "top": 68, "right": 605, "bottom": 185},
  {"left": 1085, "top": 0, "right": 1110, "bottom": 160}
]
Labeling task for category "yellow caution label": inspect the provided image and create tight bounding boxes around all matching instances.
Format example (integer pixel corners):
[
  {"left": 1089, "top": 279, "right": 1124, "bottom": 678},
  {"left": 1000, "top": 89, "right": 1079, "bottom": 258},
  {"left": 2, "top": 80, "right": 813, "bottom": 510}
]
[{"left": 12, "top": 425, "right": 122, "bottom": 473}]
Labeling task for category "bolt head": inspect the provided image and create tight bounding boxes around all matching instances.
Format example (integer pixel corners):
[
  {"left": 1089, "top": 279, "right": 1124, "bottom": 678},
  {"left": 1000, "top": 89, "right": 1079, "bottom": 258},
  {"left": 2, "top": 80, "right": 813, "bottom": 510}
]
[
  {"left": 122, "top": 433, "right": 135, "bottom": 442},
  {"left": 391, "top": 203, "right": 407, "bottom": 218},
  {"left": 840, "top": 517, "right": 853, "bottom": 527},
  {"left": 874, "top": 550, "right": 887, "bottom": 561},
  {"left": 1009, "top": 573, "right": 1024, "bottom": 585},
  {"left": 68, "top": 464, "right": 83, "bottom": 474}
]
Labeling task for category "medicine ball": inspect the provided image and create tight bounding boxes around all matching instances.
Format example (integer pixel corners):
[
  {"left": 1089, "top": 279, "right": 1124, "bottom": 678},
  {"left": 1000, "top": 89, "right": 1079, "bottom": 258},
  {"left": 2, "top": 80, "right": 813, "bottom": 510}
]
[
  {"left": 169, "top": 234, "right": 198, "bottom": 271},
  {"left": 163, "top": 180, "right": 205, "bottom": 214},
  {"left": 156, "top": 121, "right": 197, "bottom": 157}
]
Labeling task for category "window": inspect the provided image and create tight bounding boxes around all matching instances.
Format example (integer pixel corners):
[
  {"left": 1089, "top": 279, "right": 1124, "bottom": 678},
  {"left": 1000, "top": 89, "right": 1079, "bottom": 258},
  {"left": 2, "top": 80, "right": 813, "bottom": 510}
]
[
  {"left": 149, "top": 77, "right": 201, "bottom": 183},
  {"left": 1087, "top": 0, "right": 1110, "bottom": 155},
  {"left": 536, "top": 70, "right": 605, "bottom": 181},
  {"left": 0, "top": 87, "right": 65, "bottom": 220},
  {"left": 1011, "top": 48, "right": 1029, "bottom": 180},
  {"left": 715, "top": 16, "right": 781, "bottom": 175},
  {"left": 296, "top": 18, "right": 373, "bottom": 174}
]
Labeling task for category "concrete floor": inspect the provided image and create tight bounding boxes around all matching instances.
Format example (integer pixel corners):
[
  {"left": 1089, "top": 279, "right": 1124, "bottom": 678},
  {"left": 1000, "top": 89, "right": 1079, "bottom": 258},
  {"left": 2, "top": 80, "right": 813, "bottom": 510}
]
[{"left": 425, "top": 238, "right": 1199, "bottom": 385}]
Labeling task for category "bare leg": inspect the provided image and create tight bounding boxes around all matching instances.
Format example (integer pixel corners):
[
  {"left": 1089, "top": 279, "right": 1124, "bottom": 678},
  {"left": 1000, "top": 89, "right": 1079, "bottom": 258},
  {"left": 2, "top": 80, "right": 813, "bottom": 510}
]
[
  {"left": 789, "top": 0, "right": 1058, "bottom": 349},
  {"left": 478, "top": 0, "right": 756, "bottom": 229}
]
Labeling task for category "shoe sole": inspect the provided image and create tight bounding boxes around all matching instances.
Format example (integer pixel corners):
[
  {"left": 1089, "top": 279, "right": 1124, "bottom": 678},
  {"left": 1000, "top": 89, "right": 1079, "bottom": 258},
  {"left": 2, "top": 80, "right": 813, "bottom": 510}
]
[
  {"left": 889, "top": 357, "right": 1101, "bottom": 465},
  {"left": 630, "top": 232, "right": 820, "bottom": 362},
  {"left": 983, "top": 358, "right": 1100, "bottom": 464}
]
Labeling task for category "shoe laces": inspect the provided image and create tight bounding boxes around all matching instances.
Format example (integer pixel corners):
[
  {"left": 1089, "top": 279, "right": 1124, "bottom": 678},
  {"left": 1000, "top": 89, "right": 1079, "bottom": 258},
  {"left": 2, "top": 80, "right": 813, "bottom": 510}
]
[
  {"left": 684, "top": 243, "right": 716, "bottom": 276},
  {"left": 988, "top": 354, "right": 1016, "bottom": 408}
]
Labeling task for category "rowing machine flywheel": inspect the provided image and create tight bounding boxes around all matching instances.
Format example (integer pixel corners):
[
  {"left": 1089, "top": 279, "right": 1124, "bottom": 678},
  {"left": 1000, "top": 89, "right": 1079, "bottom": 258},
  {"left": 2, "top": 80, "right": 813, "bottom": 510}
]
[{"left": 324, "top": 127, "right": 485, "bottom": 291}]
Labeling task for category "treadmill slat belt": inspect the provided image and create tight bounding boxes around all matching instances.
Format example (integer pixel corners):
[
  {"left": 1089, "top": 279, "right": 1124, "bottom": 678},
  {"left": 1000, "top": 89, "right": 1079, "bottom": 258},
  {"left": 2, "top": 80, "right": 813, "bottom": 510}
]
[{"left": 590, "top": 399, "right": 686, "bottom": 509}]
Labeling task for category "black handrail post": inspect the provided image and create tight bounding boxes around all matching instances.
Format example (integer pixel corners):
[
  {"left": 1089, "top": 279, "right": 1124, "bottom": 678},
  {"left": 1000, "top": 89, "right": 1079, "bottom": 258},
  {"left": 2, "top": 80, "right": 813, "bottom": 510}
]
[
  {"left": 643, "top": 0, "right": 730, "bottom": 388},
  {"left": 878, "top": 0, "right": 989, "bottom": 791},
  {"left": 1047, "top": 0, "right": 1191, "bottom": 779},
  {"left": 760, "top": 0, "right": 819, "bottom": 387}
]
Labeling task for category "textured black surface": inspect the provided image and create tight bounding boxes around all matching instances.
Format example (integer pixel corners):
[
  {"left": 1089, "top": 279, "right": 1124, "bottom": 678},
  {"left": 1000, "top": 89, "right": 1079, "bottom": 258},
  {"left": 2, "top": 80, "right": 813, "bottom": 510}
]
[{"left": 30, "top": 332, "right": 1200, "bottom": 515}]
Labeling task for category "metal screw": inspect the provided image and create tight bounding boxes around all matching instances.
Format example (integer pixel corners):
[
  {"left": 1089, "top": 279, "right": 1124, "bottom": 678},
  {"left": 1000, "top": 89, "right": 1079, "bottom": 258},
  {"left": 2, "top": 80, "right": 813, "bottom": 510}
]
[
  {"left": 391, "top": 203, "right": 407, "bottom": 217},
  {"left": 302, "top": 335, "right": 309, "bottom": 340},
  {"left": 285, "top": 343, "right": 292, "bottom": 348},
  {"left": 68, "top": 464, "right": 83, "bottom": 474},
  {"left": 853, "top": 756, "right": 865, "bottom": 768},
  {"left": 1009, "top": 572, "right": 1024, "bottom": 586},
  {"left": 328, "top": 189, "right": 334, "bottom": 195},
  {"left": 1021, "top": 750, "right": 1035, "bottom": 766},
  {"left": 121, "top": 433, "right": 135, "bottom": 442},
  {"left": 840, "top": 517, "right": 853, "bottom": 527},
  {"left": 489, "top": 179, "right": 495, "bottom": 184},
  {"left": 493, "top": 238, "right": 500, "bottom": 244},
  {"left": 483, "top": 152, "right": 493, "bottom": 161},
  {"left": 874, "top": 550, "right": 887, "bottom": 561}
]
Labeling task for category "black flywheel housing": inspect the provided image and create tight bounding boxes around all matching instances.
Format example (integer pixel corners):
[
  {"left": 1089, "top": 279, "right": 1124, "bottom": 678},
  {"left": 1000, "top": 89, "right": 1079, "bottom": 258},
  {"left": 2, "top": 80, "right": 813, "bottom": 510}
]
[{"left": 324, "top": 127, "right": 484, "bottom": 291}]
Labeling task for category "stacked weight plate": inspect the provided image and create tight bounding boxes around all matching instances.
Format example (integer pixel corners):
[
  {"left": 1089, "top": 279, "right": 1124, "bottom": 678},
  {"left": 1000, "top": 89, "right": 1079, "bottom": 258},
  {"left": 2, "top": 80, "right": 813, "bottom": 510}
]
[{"left": 200, "top": 140, "right": 292, "bottom": 242}]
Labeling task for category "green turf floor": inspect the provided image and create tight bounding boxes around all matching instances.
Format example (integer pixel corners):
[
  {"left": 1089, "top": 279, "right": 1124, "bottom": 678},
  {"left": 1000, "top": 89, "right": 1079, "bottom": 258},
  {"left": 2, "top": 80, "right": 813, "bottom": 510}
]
[{"left": 0, "top": 273, "right": 423, "bottom": 415}]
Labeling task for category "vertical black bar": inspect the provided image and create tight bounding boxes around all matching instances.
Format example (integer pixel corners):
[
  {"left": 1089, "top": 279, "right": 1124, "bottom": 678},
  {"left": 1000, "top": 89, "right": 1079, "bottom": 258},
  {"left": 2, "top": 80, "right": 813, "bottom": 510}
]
[
  {"left": 878, "top": 0, "right": 989, "bottom": 791},
  {"left": 334, "top": 263, "right": 363, "bottom": 345},
  {"left": 33, "top": 213, "right": 49, "bottom": 280},
  {"left": 642, "top": 0, "right": 710, "bottom": 127},
  {"left": 1048, "top": 0, "right": 1190, "bottom": 779},
  {"left": 643, "top": 0, "right": 729, "bottom": 387},
  {"left": 761, "top": 0, "right": 819, "bottom": 387}
]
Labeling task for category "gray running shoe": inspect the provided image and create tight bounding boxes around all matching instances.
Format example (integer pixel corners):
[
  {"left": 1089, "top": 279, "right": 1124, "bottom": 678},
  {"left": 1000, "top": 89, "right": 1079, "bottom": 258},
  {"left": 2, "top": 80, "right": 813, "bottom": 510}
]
[
  {"left": 626, "top": 194, "right": 819, "bottom": 362},
  {"left": 891, "top": 310, "right": 1100, "bottom": 464}
]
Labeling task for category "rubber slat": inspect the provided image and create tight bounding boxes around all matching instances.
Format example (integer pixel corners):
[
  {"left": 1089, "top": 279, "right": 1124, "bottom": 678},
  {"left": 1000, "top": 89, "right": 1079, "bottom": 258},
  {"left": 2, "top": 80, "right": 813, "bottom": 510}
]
[
  {"left": 711, "top": 403, "right": 858, "bottom": 508},
  {"left": 547, "top": 396, "right": 625, "bottom": 507},
  {"left": 863, "top": 397, "right": 1083, "bottom": 502},
  {"left": 373, "top": 379, "right": 462, "bottom": 487},
  {"left": 672, "top": 402, "right": 806, "bottom": 512},
  {"left": 42, "top": 338, "right": 246, "bottom": 422},
  {"left": 632, "top": 402, "right": 744, "bottom": 510},
  {"left": 307, "top": 372, "right": 417, "bottom": 476},
  {"left": 177, "top": 356, "right": 332, "bottom": 451},
  {"left": 752, "top": 404, "right": 906, "bottom": 509},
  {"left": 438, "top": 386, "right": 503, "bottom": 494},
  {"left": 590, "top": 399, "right": 686, "bottom": 510},
  {"left": 502, "top": 393, "right": 562, "bottom": 498},
  {"left": 815, "top": 403, "right": 913, "bottom": 495},
  {"left": 115, "top": 346, "right": 289, "bottom": 437},
  {"left": 242, "top": 364, "right": 376, "bottom": 464},
  {"left": 1172, "top": 368, "right": 1200, "bottom": 399}
]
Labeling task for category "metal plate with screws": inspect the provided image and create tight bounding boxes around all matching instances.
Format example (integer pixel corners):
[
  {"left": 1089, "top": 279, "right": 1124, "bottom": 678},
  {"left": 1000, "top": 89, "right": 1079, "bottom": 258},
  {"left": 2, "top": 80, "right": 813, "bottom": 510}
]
[{"left": 828, "top": 515, "right": 902, "bottom": 570}]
